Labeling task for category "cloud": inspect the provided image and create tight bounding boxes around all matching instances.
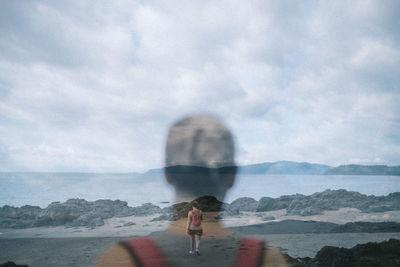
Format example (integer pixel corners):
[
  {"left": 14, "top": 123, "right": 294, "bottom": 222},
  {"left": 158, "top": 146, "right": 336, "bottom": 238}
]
[{"left": 0, "top": 0, "right": 399, "bottom": 171}]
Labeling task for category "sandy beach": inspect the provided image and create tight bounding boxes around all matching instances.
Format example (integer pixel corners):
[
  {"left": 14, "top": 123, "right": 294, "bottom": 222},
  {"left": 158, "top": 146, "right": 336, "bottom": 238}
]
[
  {"left": 2, "top": 208, "right": 400, "bottom": 239},
  {"left": 1, "top": 209, "right": 400, "bottom": 266}
]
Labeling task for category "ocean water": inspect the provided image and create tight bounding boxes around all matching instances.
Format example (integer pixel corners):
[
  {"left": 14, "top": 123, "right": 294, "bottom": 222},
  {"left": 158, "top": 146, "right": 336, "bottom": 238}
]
[{"left": 0, "top": 172, "right": 399, "bottom": 208}]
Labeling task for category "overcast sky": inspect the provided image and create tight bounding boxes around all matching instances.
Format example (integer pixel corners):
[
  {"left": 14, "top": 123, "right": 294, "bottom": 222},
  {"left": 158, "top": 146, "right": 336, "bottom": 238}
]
[{"left": 0, "top": 0, "right": 399, "bottom": 172}]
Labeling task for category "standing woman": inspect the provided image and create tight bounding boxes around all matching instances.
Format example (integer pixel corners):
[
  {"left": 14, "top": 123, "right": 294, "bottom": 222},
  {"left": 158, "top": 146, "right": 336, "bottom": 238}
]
[{"left": 186, "top": 201, "right": 203, "bottom": 255}]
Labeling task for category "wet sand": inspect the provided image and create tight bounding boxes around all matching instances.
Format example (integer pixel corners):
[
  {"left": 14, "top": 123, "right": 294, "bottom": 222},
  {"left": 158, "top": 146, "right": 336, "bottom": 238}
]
[
  {"left": 0, "top": 237, "right": 124, "bottom": 267},
  {"left": 1, "top": 209, "right": 400, "bottom": 266}
]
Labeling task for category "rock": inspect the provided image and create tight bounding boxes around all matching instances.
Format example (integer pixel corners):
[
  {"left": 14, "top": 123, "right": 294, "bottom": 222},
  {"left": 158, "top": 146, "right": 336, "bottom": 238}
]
[
  {"left": 284, "top": 189, "right": 400, "bottom": 216},
  {"left": 257, "top": 197, "right": 290, "bottom": 212},
  {"left": 0, "top": 205, "right": 42, "bottom": 228},
  {"left": 261, "top": 215, "right": 275, "bottom": 221},
  {"left": 284, "top": 239, "right": 400, "bottom": 267},
  {"left": 123, "top": 222, "right": 136, "bottom": 227},
  {"left": 194, "top": 196, "right": 225, "bottom": 212},
  {"left": 0, "top": 198, "right": 161, "bottom": 229},
  {"left": 93, "top": 199, "right": 134, "bottom": 218},
  {"left": 150, "top": 213, "right": 175, "bottom": 221},
  {"left": 0, "top": 262, "right": 28, "bottom": 267},
  {"left": 229, "top": 197, "right": 258, "bottom": 212},
  {"left": 163, "top": 202, "right": 191, "bottom": 220},
  {"left": 161, "top": 196, "right": 226, "bottom": 221},
  {"left": 230, "top": 220, "right": 338, "bottom": 234},
  {"left": 33, "top": 200, "right": 85, "bottom": 227},
  {"left": 216, "top": 208, "right": 241, "bottom": 219},
  {"left": 131, "top": 203, "right": 161, "bottom": 216}
]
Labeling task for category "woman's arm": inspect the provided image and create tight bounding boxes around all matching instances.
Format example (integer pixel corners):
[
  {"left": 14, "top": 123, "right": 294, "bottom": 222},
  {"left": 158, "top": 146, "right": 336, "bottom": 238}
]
[{"left": 186, "top": 211, "right": 192, "bottom": 234}]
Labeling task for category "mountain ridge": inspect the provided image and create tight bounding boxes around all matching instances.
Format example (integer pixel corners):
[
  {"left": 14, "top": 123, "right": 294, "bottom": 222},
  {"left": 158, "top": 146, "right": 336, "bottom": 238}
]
[{"left": 145, "top": 161, "right": 400, "bottom": 175}]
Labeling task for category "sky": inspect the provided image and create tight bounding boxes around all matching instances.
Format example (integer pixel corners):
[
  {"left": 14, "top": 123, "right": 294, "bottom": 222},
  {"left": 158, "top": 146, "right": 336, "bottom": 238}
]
[{"left": 0, "top": 0, "right": 399, "bottom": 172}]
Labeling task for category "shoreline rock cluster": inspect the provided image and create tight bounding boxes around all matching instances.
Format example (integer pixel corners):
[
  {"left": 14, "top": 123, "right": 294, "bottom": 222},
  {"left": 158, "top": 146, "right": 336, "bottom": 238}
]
[
  {"left": 284, "top": 238, "right": 400, "bottom": 267},
  {"left": 229, "top": 189, "right": 400, "bottom": 216},
  {"left": 1, "top": 189, "right": 400, "bottom": 229},
  {"left": 0, "top": 199, "right": 161, "bottom": 229}
]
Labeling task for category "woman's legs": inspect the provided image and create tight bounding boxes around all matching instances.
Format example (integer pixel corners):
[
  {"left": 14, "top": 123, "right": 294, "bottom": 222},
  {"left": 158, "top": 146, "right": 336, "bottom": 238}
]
[
  {"left": 195, "top": 234, "right": 201, "bottom": 250},
  {"left": 189, "top": 234, "right": 195, "bottom": 251}
]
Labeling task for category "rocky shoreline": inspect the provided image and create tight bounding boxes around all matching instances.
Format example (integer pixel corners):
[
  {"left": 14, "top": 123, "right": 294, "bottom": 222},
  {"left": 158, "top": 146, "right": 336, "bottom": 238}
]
[
  {"left": 1, "top": 189, "right": 400, "bottom": 229},
  {"left": 230, "top": 220, "right": 400, "bottom": 234},
  {"left": 283, "top": 238, "right": 400, "bottom": 267},
  {"left": 1, "top": 237, "right": 399, "bottom": 267}
]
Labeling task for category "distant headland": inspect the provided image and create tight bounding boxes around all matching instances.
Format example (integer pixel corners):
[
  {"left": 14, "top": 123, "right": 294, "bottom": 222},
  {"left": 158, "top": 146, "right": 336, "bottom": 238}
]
[{"left": 145, "top": 161, "right": 400, "bottom": 175}]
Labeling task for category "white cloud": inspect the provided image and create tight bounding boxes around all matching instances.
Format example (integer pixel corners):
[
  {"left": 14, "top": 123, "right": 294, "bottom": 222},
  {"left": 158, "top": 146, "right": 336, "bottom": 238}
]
[{"left": 0, "top": 0, "right": 399, "bottom": 171}]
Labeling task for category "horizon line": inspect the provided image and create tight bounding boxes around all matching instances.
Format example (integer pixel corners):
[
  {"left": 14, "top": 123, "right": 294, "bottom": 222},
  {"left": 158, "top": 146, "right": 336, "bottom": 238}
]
[{"left": 1, "top": 160, "right": 399, "bottom": 174}]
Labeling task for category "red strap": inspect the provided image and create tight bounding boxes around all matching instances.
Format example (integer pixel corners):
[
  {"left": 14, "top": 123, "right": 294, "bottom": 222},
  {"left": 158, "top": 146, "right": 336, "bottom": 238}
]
[
  {"left": 233, "top": 237, "right": 264, "bottom": 267},
  {"left": 121, "top": 237, "right": 170, "bottom": 267}
]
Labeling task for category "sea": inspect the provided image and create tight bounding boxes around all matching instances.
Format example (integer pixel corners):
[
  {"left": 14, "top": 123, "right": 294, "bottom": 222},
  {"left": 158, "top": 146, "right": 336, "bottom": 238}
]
[{"left": 0, "top": 172, "right": 399, "bottom": 208}]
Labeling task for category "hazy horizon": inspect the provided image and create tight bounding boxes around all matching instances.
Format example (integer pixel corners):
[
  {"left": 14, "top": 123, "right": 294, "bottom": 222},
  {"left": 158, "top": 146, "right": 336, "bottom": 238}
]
[{"left": 0, "top": 160, "right": 399, "bottom": 174}]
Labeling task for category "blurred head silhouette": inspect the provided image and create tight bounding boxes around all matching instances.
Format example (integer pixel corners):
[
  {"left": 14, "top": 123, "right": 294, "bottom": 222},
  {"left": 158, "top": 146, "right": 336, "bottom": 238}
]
[{"left": 164, "top": 114, "right": 237, "bottom": 202}]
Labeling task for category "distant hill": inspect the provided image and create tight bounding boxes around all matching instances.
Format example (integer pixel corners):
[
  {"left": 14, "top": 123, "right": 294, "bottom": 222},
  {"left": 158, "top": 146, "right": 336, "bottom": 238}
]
[
  {"left": 324, "top": 164, "right": 400, "bottom": 175},
  {"left": 144, "top": 168, "right": 164, "bottom": 174},
  {"left": 145, "top": 161, "right": 331, "bottom": 175},
  {"left": 144, "top": 162, "right": 400, "bottom": 175},
  {"left": 238, "top": 161, "right": 331, "bottom": 175}
]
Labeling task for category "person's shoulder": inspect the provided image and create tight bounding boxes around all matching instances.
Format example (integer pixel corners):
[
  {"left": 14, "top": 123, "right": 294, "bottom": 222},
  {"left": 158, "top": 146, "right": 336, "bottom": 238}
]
[{"left": 95, "top": 243, "right": 136, "bottom": 267}]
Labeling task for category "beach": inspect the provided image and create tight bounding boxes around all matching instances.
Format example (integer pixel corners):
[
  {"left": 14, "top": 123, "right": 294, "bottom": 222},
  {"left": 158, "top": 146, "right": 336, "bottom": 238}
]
[{"left": 2, "top": 209, "right": 400, "bottom": 266}]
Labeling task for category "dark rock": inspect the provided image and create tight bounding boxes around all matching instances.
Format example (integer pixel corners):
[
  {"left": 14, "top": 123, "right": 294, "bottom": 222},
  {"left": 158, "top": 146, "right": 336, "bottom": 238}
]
[
  {"left": 307, "top": 238, "right": 400, "bottom": 267},
  {"left": 66, "top": 213, "right": 104, "bottom": 228},
  {"left": 257, "top": 196, "right": 291, "bottom": 212},
  {"left": 114, "top": 222, "right": 136, "bottom": 228},
  {"left": 0, "top": 205, "right": 42, "bottom": 228},
  {"left": 131, "top": 203, "right": 161, "bottom": 216},
  {"left": 0, "top": 262, "right": 28, "bottom": 267},
  {"left": 33, "top": 200, "right": 85, "bottom": 227},
  {"left": 284, "top": 239, "right": 400, "bottom": 267},
  {"left": 165, "top": 202, "right": 191, "bottom": 220},
  {"left": 285, "top": 189, "right": 400, "bottom": 216},
  {"left": 123, "top": 222, "right": 136, "bottom": 227},
  {"left": 0, "top": 198, "right": 162, "bottom": 229},
  {"left": 261, "top": 215, "right": 275, "bottom": 221},
  {"left": 229, "top": 197, "right": 258, "bottom": 212},
  {"left": 230, "top": 220, "right": 338, "bottom": 234},
  {"left": 194, "top": 195, "right": 225, "bottom": 212},
  {"left": 228, "top": 189, "right": 400, "bottom": 216}
]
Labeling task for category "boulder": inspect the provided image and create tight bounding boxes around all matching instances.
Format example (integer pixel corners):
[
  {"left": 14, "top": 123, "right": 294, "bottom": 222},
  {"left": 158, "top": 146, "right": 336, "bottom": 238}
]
[
  {"left": 257, "top": 197, "right": 289, "bottom": 212},
  {"left": 284, "top": 239, "right": 400, "bottom": 266},
  {"left": 261, "top": 215, "right": 275, "bottom": 221},
  {"left": 229, "top": 197, "right": 258, "bottom": 212},
  {"left": 131, "top": 203, "right": 162, "bottom": 216}
]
